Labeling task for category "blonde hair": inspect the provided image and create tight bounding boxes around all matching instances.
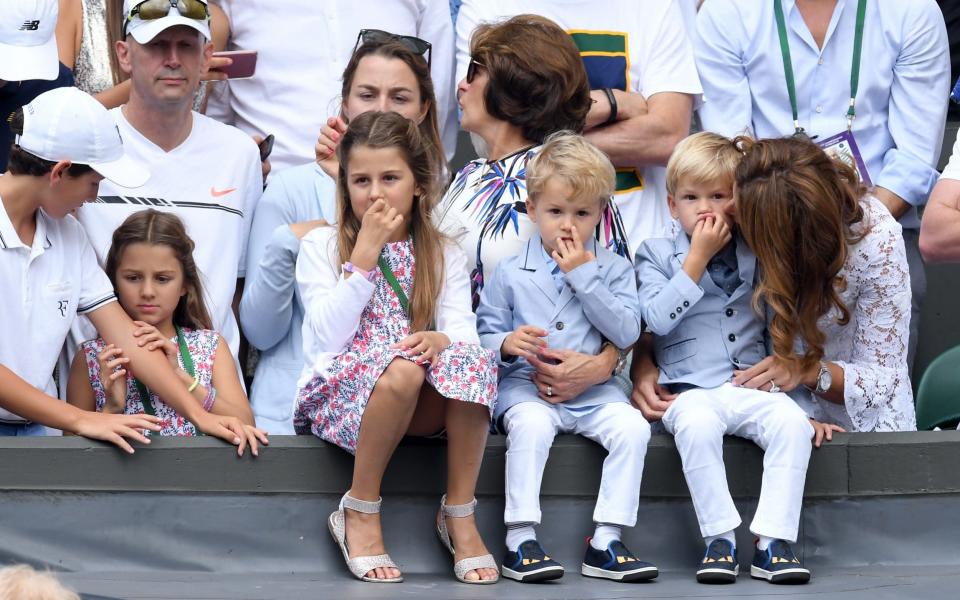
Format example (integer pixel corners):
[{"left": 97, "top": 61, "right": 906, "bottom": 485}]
[
  {"left": 527, "top": 131, "right": 615, "bottom": 207},
  {"left": 0, "top": 565, "right": 80, "bottom": 600},
  {"left": 666, "top": 131, "right": 741, "bottom": 195}
]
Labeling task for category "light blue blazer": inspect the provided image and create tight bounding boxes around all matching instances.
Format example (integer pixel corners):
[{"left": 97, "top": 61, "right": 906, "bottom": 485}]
[
  {"left": 477, "top": 234, "right": 641, "bottom": 421},
  {"left": 635, "top": 231, "right": 767, "bottom": 390}
]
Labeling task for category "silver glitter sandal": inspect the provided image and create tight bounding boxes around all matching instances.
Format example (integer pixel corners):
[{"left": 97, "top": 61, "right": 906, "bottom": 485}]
[
  {"left": 436, "top": 494, "right": 499, "bottom": 584},
  {"left": 328, "top": 493, "right": 403, "bottom": 583}
]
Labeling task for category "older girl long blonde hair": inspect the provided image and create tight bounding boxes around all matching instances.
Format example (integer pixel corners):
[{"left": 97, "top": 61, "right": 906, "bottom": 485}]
[
  {"left": 335, "top": 111, "right": 445, "bottom": 332},
  {"left": 733, "top": 136, "right": 866, "bottom": 374}
]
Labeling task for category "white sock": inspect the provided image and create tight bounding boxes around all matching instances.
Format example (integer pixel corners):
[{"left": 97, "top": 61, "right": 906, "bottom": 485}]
[
  {"left": 704, "top": 530, "right": 737, "bottom": 550},
  {"left": 505, "top": 522, "right": 536, "bottom": 552},
  {"left": 590, "top": 523, "right": 622, "bottom": 550},
  {"left": 756, "top": 535, "right": 775, "bottom": 551}
]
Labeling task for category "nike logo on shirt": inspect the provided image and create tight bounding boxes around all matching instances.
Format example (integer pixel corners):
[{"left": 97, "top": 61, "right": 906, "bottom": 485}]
[{"left": 210, "top": 187, "right": 237, "bottom": 197}]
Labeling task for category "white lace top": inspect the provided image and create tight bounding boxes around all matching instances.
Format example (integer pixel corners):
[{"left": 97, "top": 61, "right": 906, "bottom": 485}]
[{"left": 793, "top": 196, "right": 915, "bottom": 432}]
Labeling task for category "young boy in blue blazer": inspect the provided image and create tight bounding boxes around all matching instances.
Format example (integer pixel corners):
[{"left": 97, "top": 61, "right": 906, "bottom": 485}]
[
  {"left": 635, "top": 132, "right": 814, "bottom": 585},
  {"left": 477, "top": 132, "right": 655, "bottom": 584}
]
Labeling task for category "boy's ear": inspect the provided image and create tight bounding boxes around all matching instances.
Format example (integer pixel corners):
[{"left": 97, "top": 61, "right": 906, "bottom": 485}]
[
  {"left": 525, "top": 198, "right": 537, "bottom": 223},
  {"left": 48, "top": 160, "right": 73, "bottom": 185},
  {"left": 667, "top": 194, "right": 679, "bottom": 219}
]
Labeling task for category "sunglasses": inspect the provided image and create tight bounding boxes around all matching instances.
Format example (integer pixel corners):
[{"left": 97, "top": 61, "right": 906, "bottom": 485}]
[
  {"left": 466, "top": 58, "right": 485, "bottom": 83},
  {"left": 353, "top": 29, "right": 432, "bottom": 69},
  {"left": 123, "top": 0, "right": 209, "bottom": 36}
]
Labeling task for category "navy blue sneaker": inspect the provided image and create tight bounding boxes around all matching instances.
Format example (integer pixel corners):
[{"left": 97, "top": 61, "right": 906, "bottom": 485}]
[
  {"left": 750, "top": 539, "right": 811, "bottom": 584},
  {"left": 501, "top": 539, "right": 564, "bottom": 583},
  {"left": 696, "top": 538, "right": 738, "bottom": 584},
  {"left": 581, "top": 539, "right": 658, "bottom": 582}
]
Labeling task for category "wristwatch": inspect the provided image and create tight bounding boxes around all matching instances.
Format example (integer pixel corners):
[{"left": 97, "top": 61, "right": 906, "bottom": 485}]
[
  {"left": 603, "top": 342, "right": 629, "bottom": 377},
  {"left": 813, "top": 361, "right": 832, "bottom": 395}
]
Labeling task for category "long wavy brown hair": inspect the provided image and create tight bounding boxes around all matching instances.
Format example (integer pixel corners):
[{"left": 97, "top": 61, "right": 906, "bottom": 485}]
[
  {"left": 734, "top": 136, "right": 867, "bottom": 373},
  {"left": 335, "top": 111, "right": 445, "bottom": 332},
  {"left": 105, "top": 209, "right": 213, "bottom": 331}
]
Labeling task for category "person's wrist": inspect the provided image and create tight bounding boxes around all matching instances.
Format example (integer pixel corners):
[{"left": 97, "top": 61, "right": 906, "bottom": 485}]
[
  {"left": 349, "top": 246, "right": 379, "bottom": 272},
  {"left": 602, "top": 87, "right": 618, "bottom": 126}
]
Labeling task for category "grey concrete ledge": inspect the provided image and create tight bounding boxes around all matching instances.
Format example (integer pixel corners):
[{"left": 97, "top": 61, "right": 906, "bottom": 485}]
[{"left": 2, "top": 432, "right": 959, "bottom": 498}]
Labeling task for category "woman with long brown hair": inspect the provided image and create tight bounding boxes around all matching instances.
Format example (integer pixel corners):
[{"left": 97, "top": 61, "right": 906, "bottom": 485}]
[{"left": 730, "top": 136, "right": 915, "bottom": 433}]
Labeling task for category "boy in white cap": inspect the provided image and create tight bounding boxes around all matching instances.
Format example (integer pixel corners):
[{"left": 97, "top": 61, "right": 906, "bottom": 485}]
[
  {"left": 70, "top": 0, "right": 262, "bottom": 378},
  {"left": 0, "top": 0, "right": 74, "bottom": 170},
  {"left": 0, "top": 87, "right": 264, "bottom": 455}
]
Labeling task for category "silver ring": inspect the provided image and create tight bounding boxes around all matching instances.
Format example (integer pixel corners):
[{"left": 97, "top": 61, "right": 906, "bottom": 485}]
[
  {"left": 546, "top": 385, "right": 553, "bottom": 397},
  {"left": 768, "top": 381, "right": 781, "bottom": 393}
]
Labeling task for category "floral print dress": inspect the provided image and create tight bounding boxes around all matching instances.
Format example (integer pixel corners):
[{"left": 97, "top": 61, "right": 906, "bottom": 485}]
[
  {"left": 82, "top": 328, "right": 218, "bottom": 436},
  {"left": 294, "top": 239, "right": 498, "bottom": 453}
]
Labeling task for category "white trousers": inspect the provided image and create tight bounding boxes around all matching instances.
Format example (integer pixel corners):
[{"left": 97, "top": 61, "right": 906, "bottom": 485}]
[
  {"left": 502, "top": 401, "right": 651, "bottom": 526},
  {"left": 662, "top": 383, "right": 814, "bottom": 542}
]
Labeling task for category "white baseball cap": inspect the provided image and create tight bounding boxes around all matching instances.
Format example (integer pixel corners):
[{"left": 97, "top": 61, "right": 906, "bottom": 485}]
[
  {"left": 123, "top": 0, "right": 211, "bottom": 45},
  {"left": 0, "top": 0, "right": 59, "bottom": 82},
  {"left": 16, "top": 88, "right": 150, "bottom": 188}
]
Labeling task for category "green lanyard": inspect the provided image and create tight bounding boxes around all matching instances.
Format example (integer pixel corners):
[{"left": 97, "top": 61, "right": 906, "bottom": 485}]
[
  {"left": 378, "top": 256, "right": 410, "bottom": 315},
  {"left": 132, "top": 326, "right": 195, "bottom": 418},
  {"left": 774, "top": 0, "right": 867, "bottom": 135}
]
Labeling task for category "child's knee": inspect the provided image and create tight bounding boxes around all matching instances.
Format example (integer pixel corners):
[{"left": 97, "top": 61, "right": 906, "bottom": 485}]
[
  {"left": 505, "top": 404, "right": 557, "bottom": 446},
  {"left": 767, "top": 409, "right": 815, "bottom": 446},
  {"left": 670, "top": 407, "right": 725, "bottom": 441},
  {"left": 607, "top": 407, "right": 652, "bottom": 450},
  {"left": 375, "top": 358, "right": 426, "bottom": 399}
]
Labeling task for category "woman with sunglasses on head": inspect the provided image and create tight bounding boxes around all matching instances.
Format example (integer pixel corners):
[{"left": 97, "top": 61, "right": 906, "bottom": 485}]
[
  {"left": 239, "top": 32, "right": 446, "bottom": 434},
  {"left": 436, "top": 14, "right": 632, "bottom": 410}
]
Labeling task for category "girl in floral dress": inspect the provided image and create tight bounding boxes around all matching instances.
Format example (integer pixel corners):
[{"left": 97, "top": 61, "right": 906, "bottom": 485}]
[
  {"left": 67, "top": 210, "right": 267, "bottom": 447},
  {"left": 294, "top": 111, "right": 499, "bottom": 584}
]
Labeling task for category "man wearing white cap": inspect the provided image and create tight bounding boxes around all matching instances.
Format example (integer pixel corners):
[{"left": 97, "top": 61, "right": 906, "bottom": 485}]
[
  {"left": 71, "top": 0, "right": 262, "bottom": 381},
  {"left": 0, "top": 0, "right": 75, "bottom": 171},
  {"left": 0, "top": 87, "right": 263, "bottom": 455}
]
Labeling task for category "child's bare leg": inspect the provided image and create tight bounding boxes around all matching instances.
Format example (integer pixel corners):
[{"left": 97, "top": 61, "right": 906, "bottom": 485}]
[
  {"left": 443, "top": 396, "right": 498, "bottom": 581},
  {"left": 347, "top": 358, "right": 426, "bottom": 580}
]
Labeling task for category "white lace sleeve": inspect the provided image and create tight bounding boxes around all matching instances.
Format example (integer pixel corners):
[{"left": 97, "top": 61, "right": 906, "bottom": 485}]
[{"left": 828, "top": 198, "right": 915, "bottom": 431}]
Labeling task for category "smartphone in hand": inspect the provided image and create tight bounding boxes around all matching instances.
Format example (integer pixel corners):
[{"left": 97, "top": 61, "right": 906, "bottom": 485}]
[
  {"left": 212, "top": 50, "right": 258, "bottom": 79},
  {"left": 258, "top": 134, "right": 275, "bottom": 162}
]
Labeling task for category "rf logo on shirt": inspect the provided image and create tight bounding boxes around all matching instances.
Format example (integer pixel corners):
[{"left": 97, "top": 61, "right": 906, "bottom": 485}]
[{"left": 57, "top": 300, "right": 69, "bottom": 317}]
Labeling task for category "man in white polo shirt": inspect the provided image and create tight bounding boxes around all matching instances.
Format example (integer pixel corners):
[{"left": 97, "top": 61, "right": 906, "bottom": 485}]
[
  {"left": 71, "top": 0, "right": 261, "bottom": 376},
  {"left": 0, "top": 87, "right": 260, "bottom": 454}
]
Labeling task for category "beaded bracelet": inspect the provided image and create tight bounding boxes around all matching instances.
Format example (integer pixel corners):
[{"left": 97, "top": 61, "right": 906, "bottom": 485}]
[{"left": 203, "top": 386, "right": 218, "bottom": 412}]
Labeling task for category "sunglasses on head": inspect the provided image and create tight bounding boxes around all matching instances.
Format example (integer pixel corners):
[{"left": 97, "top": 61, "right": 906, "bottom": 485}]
[
  {"left": 466, "top": 58, "right": 485, "bottom": 83},
  {"left": 123, "top": 0, "right": 209, "bottom": 36},
  {"left": 353, "top": 29, "right": 432, "bottom": 69}
]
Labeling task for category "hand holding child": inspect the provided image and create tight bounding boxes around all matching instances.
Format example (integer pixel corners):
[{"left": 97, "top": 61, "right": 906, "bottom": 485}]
[
  {"left": 131, "top": 322, "right": 179, "bottom": 370},
  {"left": 314, "top": 116, "right": 348, "bottom": 178},
  {"left": 552, "top": 227, "right": 595, "bottom": 273},
  {"left": 502, "top": 325, "right": 549, "bottom": 361},
  {"left": 392, "top": 331, "right": 451, "bottom": 366},
  {"left": 352, "top": 199, "right": 404, "bottom": 269},
  {"left": 96, "top": 344, "right": 130, "bottom": 414}
]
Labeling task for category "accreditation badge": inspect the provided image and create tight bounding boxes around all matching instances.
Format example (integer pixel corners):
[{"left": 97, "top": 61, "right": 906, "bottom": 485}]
[{"left": 817, "top": 130, "right": 872, "bottom": 188}]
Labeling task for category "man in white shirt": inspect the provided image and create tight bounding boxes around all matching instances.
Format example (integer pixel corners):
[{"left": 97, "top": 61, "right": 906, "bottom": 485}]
[
  {"left": 456, "top": 0, "right": 701, "bottom": 251},
  {"left": 71, "top": 0, "right": 262, "bottom": 374},
  {"left": 695, "top": 0, "right": 951, "bottom": 370},
  {"left": 921, "top": 130, "right": 960, "bottom": 262},
  {"left": 0, "top": 87, "right": 259, "bottom": 454},
  {"left": 205, "top": 0, "right": 458, "bottom": 171}
]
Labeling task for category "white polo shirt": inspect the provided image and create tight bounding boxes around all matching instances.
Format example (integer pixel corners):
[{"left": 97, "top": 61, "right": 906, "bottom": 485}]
[{"left": 0, "top": 197, "right": 115, "bottom": 422}]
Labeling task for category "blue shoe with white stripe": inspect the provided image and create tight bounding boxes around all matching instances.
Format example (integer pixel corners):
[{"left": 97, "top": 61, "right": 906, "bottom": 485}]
[
  {"left": 501, "top": 539, "right": 564, "bottom": 583},
  {"left": 581, "top": 539, "right": 658, "bottom": 582},
  {"left": 697, "top": 538, "right": 738, "bottom": 584},
  {"left": 750, "top": 539, "right": 810, "bottom": 584}
]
